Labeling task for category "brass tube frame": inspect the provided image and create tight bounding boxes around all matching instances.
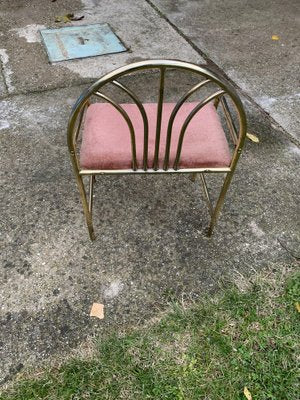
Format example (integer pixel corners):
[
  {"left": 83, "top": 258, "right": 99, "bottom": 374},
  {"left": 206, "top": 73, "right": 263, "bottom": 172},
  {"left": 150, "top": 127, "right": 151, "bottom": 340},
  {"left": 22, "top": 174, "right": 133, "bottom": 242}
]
[
  {"left": 67, "top": 59, "right": 247, "bottom": 240},
  {"left": 221, "top": 97, "right": 238, "bottom": 144},
  {"left": 79, "top": 167, "right": 231, "bottom": 175}
]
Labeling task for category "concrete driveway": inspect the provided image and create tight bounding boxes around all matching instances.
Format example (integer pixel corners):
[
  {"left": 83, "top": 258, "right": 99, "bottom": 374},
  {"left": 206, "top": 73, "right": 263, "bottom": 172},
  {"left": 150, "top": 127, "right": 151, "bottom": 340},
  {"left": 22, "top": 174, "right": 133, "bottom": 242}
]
[{"left": 0, "top": 0, "right": 299, "bottom": 385}]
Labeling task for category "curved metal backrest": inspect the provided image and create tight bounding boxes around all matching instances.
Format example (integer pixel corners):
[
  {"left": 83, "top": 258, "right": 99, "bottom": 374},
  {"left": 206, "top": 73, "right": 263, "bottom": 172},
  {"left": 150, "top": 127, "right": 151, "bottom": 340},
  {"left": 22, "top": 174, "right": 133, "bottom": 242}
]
[{"left": 67, "top": 60, "right": 247, "bottom": 172}]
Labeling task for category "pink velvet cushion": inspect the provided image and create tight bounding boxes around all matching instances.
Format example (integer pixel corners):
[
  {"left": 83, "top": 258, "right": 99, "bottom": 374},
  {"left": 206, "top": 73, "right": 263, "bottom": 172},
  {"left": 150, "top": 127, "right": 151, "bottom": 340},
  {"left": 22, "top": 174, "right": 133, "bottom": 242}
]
[{"left": 80, "top": 102, "right": 231, "bottom": 170}]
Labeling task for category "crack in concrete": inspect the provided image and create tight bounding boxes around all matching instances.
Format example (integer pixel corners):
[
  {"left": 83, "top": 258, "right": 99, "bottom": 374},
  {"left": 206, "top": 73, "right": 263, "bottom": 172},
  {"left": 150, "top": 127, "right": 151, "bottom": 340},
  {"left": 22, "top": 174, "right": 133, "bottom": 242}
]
[
  {"left": 0, "top": 49, "right": 14, "bottom": 93},
  {"left": 0, "top": 53, "right": 9, "bottom": 95},
  {"left": 0, "top": 364, "right": 24, "bottom": 387},
  {"left": 278, "top": 238, "right": 300, "bottom": 260},
  {"left": 0, "top": 79, "right": 94, "bottom": 101}
]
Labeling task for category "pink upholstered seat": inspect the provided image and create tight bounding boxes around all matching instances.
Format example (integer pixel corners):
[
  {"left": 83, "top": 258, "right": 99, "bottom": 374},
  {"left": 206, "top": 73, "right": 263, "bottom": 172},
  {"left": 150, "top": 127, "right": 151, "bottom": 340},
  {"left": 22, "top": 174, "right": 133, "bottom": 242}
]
[{"left": 80, "top": 102, "right": 231, "bottom": 170}]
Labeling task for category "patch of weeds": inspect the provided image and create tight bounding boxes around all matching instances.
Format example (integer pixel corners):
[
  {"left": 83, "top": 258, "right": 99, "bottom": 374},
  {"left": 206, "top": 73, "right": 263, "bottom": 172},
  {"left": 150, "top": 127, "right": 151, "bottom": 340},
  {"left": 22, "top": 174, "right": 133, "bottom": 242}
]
[{"left": 1, "top": 268, "right": 299, "bottom": 399}]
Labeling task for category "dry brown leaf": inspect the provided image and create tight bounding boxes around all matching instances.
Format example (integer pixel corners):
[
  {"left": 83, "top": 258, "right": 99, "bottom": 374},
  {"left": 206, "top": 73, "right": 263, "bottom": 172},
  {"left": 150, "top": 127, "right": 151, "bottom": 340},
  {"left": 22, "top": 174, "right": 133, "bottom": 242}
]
[
  {"left": 90, "top": 303, "right": 104, "bottom": 319},
  {"left": 55, "top": 13, "right": 74, "bottom": 23},
  {"left": 246, "top": 132, "right": 259, "bottom": 143},
  {"left": 244, "top": 386, "right": 252, "bottom": 400},
  {"left": 55, "top": 13, "right": 84, "bottom": 23},
  {"left": 272, "top": 35, "right": 279, "bottom": 40},
  {"left": 70, "top": 15, "right": 84, "bottom": 21},
  {"left": 295, "top": 302, "right": 300, "bottom": 313}
]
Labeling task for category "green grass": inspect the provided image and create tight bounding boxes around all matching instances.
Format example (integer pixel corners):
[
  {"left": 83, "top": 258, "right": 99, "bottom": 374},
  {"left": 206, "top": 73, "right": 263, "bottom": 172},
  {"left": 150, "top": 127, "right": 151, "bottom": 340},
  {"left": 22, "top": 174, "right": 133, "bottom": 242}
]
[{"left": 1, "top": 267, "right": 299, "bottom": 400}]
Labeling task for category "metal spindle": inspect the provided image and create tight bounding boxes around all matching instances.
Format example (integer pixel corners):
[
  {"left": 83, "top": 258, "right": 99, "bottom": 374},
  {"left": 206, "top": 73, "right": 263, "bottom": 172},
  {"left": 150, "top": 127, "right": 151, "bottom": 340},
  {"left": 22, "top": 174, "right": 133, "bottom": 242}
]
[{"left": 153, "top": 67, "right": 165, "bottom": 170}]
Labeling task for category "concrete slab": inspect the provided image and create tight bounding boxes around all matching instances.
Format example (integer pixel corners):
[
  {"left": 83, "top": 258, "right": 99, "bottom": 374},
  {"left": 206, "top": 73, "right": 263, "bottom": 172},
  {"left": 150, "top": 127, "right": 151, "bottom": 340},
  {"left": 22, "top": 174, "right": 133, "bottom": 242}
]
[
  {"left": 0, "top": 73, "right": 299, "bottom": 384},
  {"left": 0, "top": 0, "right": 203, "bottom": 95},
  {"left": 149, "top": 0, "right": 300, "bottom": 140}
]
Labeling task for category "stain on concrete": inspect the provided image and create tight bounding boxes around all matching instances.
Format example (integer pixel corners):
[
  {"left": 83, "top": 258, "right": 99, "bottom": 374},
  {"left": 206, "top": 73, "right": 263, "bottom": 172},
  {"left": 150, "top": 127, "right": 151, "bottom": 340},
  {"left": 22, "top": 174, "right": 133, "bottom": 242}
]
[
  {"left": 0, "top": 49, "right": 14, "bottom": 92},
  {"left": 11, "top": 24, "right": 46, "bottom": 43},
  {"left": 0, "top": 120, "right": 10, "bottom": 130},
  {"left": 104, "top": 280, "right": 124, "bottom": 299}
]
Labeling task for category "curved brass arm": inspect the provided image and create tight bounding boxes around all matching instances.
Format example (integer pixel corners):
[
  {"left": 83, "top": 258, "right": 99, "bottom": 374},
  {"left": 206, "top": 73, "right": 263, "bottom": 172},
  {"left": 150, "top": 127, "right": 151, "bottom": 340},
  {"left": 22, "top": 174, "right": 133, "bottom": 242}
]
[
  {"left": 163, "top": 79, "right": 212, "bottom": 170},
  {"left": 173, "top": 90, "right": 225, "bottom": 170},
  {"left": 112, "top": 80, "right": 149, "bottom": 171},
  {"left": 93, "top": 91, "right": 138, "bottom": 171},
  {"left": 221, "top": 97, "right": 238, "bottom": 144}
]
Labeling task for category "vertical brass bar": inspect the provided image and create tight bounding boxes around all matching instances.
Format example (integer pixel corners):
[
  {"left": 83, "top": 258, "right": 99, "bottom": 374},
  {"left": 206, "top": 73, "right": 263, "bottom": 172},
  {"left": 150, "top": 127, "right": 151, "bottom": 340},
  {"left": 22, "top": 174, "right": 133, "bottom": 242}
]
[
  {"left": 207, "top": 107, "right": 246, "bottom": 236},
  {"left": 221, "top": 97, "right": 238, "bottom": 144},
  {"left": 70, "top": 152, "right": 95, "bottom": 240},
  {"left": 153, "top": 67, "right": 165, "bottom": 170},
  {"left": 200, "top": 173, "right": 213, "bottom": 216},
  {"left": 207, "top": 171, "right": 233, "bottom": 237},
  {"left": 207, "top": 104, "right": 246, "bottom": 236},
  {"left": 74, "top": 102, "right": 88, "bottom": 145},
  {"left": 88, "top": 175, "right": 94, "bottom": 214}
]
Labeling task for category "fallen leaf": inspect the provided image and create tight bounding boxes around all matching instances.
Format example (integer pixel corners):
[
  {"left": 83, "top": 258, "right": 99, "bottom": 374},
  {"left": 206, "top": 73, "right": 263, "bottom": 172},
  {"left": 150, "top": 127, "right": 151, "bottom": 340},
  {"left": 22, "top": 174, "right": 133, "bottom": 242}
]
[
  {"left": 55, "top": 13, "right": 84, "bottom": 23},
  {"left": 244, "top": 386, "right": 252, "bottom": 400},
  {"left": 70, "top": 15, "right": 84, "bottom": 21},
  {"left": 246, "top": 132, "right": 259, "bottom": 143},
  {"left": 295, "top": 302, "right": 300, "bottom": 313},
  {"left": 90, "top": 303, "right": 104, "bottom": 319},
  {"left": 55, "top": 13, "right": 74, "bottom": 23},
  {"left": 272, "top": 35, "right": 279, "bottom": 40}
]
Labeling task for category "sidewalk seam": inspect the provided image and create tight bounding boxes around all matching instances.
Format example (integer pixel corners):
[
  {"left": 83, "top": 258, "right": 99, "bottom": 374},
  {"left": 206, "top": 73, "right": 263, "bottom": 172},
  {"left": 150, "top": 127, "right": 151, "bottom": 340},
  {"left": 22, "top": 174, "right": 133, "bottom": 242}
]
[
  {"left": 144, "top": 0, "right": 300, "bottom": 148},
  {"left": 0, "top": 80, "right": 94, "bottom": 101},
  {"left": 0, "top": 58, "right": 9, "bottom": 96}
]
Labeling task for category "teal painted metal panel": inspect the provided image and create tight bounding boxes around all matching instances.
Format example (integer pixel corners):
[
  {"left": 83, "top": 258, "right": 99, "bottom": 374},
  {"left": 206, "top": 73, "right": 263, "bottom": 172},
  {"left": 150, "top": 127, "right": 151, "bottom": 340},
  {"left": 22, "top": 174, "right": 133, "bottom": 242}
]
[{"left": 40, "top": 23, "right": 127, "bottom": 62}]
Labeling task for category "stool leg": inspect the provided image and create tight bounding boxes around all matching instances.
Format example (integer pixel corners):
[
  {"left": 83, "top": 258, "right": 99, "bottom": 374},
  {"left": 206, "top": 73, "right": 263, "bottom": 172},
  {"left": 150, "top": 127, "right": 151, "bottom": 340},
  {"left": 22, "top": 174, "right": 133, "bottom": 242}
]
[
  {"left": 199, "top": 173, "right": 213, "bottom": 217},
  {"left": 88, "top": 175, "right": 95, "bottom": 215},
  {"left": 207, "top": 171, "right": 233, "bottom": 237},
  {"left": 77, "top": 174, "right": 95, "bottom": 241}
]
